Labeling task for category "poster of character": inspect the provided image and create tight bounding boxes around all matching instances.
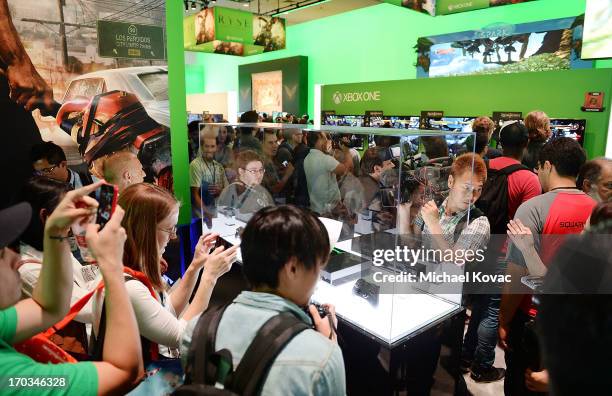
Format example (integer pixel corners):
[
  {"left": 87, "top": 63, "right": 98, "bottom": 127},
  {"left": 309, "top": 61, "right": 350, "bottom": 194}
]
[
  {"left": 253, "top": 15, "right": 286, "bottom": 52},
  {"left": 251, "top": 70, "right": 283, "bottom": 114},
  {"left": 2, "top": 0, "right": 173, "bottom": 205},
  {"left": 195, "top": 8, "right": 215, "bottom": 45}
]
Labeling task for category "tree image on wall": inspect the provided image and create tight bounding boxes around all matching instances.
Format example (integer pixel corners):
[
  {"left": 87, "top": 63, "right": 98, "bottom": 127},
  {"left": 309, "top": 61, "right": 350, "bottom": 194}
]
[
  {"left": 414, "top": 37, "right": 434, "bottom": 71},
  {"left": 420, "top": 15, "right": 589, "bottom": 78}
]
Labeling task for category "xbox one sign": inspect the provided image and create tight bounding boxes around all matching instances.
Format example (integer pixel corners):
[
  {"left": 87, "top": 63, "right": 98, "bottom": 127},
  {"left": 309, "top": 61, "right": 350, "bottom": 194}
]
[{"left": 333, "top": 90, "right": 381, "bottom": 105}]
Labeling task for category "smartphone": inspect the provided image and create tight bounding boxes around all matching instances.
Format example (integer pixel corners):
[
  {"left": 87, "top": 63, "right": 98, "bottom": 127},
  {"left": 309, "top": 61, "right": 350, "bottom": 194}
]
[{"left": 92, "top": 184, "right": 118, "bottom": 229}]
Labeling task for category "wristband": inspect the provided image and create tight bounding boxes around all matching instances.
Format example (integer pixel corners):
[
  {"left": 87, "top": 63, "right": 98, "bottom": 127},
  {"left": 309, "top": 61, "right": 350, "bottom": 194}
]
[{"left": 48, "top": 235, "right": 71, "bottom": 241}]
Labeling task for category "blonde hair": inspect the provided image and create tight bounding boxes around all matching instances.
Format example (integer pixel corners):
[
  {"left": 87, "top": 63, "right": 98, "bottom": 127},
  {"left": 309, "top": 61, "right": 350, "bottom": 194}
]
[
  {"left": 472, "top": 116, "right": 495, "bottom": 135},
  {"left": 524, "top": 111, "right": 551, "bottom": 142},
  {"left": 200, "top": 125, "right": 219, "bottom": 143},
  {"left": 90, "top": 149, "right": 139, "bottom": 182},
  {"left": 102, "top": 150, "right": 140, "bottom": 184}
]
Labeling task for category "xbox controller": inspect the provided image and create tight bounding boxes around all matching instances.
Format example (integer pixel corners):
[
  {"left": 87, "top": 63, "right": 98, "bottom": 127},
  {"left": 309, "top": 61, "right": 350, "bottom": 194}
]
[{"left": 303, "top": 302, "right": 327, "bottom": 325}]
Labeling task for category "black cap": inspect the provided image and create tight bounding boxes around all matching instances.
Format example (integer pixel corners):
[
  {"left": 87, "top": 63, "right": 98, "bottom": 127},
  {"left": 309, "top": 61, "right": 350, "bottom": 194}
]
[
  {"left": 500, "top": 121, "right": 529, "bottom": 148},
  {"left": 0, "top": 203, "right": 32, "bottom": 249}
]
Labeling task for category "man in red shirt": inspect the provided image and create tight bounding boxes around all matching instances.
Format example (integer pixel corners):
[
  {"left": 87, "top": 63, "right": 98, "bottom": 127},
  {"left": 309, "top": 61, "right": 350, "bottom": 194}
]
[
  {"left": 500, "top": 137, "right": 596, "bottom": 395},
  {"left": 462, "top": 121, "right": 541, "bottom": 382},
  {"left": 489, "top": 123, "right": 542, "bottom": 220}
]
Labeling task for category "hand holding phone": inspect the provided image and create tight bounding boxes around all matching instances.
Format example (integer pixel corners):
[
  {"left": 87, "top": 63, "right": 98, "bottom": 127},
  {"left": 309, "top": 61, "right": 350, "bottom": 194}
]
[{"left": 92, "top": 184, "right": 118, "bottom": 229}]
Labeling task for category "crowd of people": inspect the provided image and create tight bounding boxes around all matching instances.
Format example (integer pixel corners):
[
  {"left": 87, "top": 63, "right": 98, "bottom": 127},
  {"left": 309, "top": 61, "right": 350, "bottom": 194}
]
[{"left": 0, "top": 108, "right": 611, "bottom": 395}]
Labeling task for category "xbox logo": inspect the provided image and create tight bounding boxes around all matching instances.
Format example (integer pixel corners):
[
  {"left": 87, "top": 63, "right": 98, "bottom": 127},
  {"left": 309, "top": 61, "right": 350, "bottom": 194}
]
[
  {"left": 333, "top": 91, "right": 342, "bottom": 105},
  {"left": 128, "top": 24, "right": 138, "bottom": 35}
]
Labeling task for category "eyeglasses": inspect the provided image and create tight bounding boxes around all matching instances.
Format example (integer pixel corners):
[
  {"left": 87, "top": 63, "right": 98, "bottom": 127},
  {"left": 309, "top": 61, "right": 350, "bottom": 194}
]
[
  {"left": 243, "top": 168, "right": 265, "bottom": 175},
  {"left": 158, "top": 225, "right": 177, "bottom": 238},
  {"left": 34, "top": 165, "right": 58, "bottom": 175}
]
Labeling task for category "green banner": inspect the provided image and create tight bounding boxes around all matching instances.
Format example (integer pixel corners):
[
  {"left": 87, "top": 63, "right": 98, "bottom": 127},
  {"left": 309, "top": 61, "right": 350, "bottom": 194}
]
[
  {"left": 214, "top": 7, "right": 252, "bottom": 43},
  {"left": 97, "top": 20, "right": 165, "bottom": 60},
  {"left": 436, "top": 0, "right": 490, "bottom": 15}
]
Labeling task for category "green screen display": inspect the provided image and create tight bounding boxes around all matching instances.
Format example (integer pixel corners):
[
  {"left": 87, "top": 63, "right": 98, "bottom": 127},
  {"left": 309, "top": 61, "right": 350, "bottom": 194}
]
[{"left": 97, "top": 20, "right": 166, "bottom": 60}]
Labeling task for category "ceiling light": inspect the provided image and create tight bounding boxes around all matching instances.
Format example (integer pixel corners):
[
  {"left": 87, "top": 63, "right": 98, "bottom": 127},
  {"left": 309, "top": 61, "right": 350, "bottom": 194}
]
[
  {"left": 271, "top": 0, "right": 330, "bottom": 17},
  {"left": 191, "top": 1, "right": 197, "bottom": 10}
]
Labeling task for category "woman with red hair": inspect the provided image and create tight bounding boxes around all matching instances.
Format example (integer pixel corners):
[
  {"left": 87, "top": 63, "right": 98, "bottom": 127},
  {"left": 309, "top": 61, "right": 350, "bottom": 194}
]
[{"left": 92, "top": 183, "right": 238, "bottom": 362}]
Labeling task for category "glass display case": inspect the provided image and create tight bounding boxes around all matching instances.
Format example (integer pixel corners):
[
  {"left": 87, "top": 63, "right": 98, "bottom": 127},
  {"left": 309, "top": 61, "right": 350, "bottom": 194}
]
[{"left": 193, "top": 122, "right": 476, "bottom": 347}]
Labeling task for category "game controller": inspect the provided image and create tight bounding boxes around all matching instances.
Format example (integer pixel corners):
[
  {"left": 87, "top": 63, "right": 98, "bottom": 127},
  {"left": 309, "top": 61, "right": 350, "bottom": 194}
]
[
  {"left": 352, "top": 278, "right": 380, "bottom": 306},
  {"left": 303, "top": 302, "right": 328, "bottom": 324}
]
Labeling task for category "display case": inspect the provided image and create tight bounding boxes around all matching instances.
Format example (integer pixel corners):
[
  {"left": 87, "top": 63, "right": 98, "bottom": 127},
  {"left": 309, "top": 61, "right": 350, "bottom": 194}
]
[{"left": 193, "top": 122, "right": 476, "bottom": 347}]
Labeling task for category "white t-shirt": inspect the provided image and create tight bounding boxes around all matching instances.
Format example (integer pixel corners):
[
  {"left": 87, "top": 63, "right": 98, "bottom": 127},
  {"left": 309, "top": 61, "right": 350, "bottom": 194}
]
[
  {"left": 92, "top": 277, "right": 185, "bottom": 358},
  {"left": 303, "top": 148, "right": 341, "bottom": 214},
  {"left": 19, "top": 243, "right": 100, "bottom": 324}
]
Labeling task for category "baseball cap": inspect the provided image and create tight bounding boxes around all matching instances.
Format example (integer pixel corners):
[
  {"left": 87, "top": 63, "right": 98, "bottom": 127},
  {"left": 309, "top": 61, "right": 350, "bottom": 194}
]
[
  {"left": 500, "top": 121, "right": 529, "bottom": 147},
  {"left": 0, "top": 203, "right": 32, "bottom": 249}
]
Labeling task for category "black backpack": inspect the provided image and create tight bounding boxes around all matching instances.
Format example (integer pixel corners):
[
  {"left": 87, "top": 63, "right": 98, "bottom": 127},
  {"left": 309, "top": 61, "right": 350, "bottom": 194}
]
[
  {"left": 476, "top": 161, "right": 530, "bottom": 235},
  {"left": 173, "top": 305, "right": 309, "bottom": 396}
]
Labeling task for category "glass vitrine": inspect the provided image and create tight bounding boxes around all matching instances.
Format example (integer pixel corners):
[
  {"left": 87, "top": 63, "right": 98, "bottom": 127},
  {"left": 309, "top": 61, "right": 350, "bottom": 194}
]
[{"left": 194, "top": 123, "right": 476, "bottom": 346}]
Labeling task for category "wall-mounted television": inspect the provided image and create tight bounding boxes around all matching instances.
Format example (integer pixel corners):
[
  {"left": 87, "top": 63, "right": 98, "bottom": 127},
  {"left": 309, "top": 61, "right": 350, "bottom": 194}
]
[
  {"left": 324, "top": 115, "right": 365, "bottom": 127},
  {"left": 422, "top": 117, "right": 475, "bottom": 132},
  {"left": 550, "top": 119, "right": 586, "bottom": 146},
  {"left": 369, "top": 116, "right": 420, "bottom": 129},
  {"left": 188, "top": 113, "right": 202, "bottom": 124}
]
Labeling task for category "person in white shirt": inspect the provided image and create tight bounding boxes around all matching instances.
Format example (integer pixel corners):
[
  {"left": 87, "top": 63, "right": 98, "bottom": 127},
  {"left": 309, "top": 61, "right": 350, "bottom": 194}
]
[
  {"left": 92, "top": 183, "right": 238, "bottom": 362},
  {"left": 303, "top": 131, "right": 353, "bottom": 215}
]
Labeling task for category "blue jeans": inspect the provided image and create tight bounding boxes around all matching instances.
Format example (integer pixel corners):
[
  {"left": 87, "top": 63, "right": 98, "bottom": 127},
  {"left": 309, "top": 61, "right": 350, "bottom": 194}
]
[{"left": 462, "top": 294, "right": 501, "bottom": 371}]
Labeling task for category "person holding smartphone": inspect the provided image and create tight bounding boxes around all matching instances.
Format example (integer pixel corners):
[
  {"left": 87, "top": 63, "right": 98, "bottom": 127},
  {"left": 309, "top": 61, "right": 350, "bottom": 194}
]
[
  {"left": 0, "top": 182, "right": 144, "bottom": 394},
  {"left": 91, "top": 183, "right": 239, "bottom": 363}
]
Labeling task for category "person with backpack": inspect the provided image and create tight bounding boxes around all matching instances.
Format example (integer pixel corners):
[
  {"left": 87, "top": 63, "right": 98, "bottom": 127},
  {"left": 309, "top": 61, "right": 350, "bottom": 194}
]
[
  {"left": 0, "top": 182, "right": 144, "bottom": 394},
  {"left": 402, "top": 153, "right": 491, "bottom": 254},
  {"left": 179, "top": 205, "right": 345, "bottom": 396},
  {"left": 91, "top": 183, "right": 239, "bottom": 363},
  {"left": 398, "top": 153, "right": 491, "bottom": 393},
  {"left": 461, "top": 122, "right": 541, "bottom": 382}
]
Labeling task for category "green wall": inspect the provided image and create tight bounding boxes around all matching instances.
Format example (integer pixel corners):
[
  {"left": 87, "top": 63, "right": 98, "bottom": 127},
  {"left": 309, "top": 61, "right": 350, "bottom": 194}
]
[
  {"left": 321, "top": 68, "right": 612, "bottom": 158},
  {"left": 186, "top": 0, "right": 611, "bottom": 118}
]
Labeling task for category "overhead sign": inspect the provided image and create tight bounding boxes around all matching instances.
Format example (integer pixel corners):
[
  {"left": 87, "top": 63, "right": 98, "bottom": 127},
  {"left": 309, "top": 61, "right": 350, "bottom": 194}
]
[
  {"left": 382, "top": 0, "right": 537, "bottom": 16},
  {"left": 97, "top": 20, "right": 166, "bottom": 60},
  {"left": 184, "top": 7, "right": 286, "bottom": 57}
]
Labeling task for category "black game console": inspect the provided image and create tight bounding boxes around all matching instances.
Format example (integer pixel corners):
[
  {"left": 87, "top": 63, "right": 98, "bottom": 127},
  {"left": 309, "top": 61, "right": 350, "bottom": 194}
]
[{"left": 321, "top": 250, "right": 367, "bottom": 285}]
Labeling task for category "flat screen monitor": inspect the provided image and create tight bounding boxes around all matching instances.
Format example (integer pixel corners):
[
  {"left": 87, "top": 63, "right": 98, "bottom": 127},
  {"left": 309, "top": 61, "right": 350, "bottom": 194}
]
[
  {"left": 324, "top": 115, "right": 365, "bottom": 127},
  {"left": 423, "top": 117, "right": 475, "bottom": 132},
  {"left": 369, "top": 116, "right": 420, "bottom": 129},
  {"left": 550, "top": 119, "right": 586, "bottom": 146},
  {"left": 188, "top": 113, "right": 202, "bottom": 124}
]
